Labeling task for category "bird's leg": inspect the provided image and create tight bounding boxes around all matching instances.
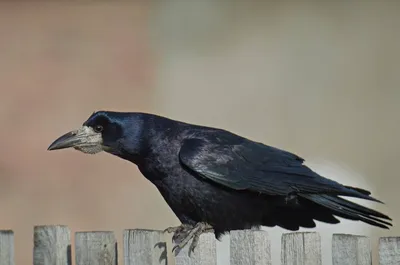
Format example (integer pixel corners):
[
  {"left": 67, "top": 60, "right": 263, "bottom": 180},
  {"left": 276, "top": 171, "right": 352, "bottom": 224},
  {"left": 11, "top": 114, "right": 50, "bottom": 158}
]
[{"left": 171, "top": 222, "right": 214, "bottom": 256}]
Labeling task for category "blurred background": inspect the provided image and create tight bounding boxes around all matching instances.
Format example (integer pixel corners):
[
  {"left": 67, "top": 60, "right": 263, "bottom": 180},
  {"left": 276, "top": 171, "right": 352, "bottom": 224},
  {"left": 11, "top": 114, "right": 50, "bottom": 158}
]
[{"left": 0, "top": 1, "right": 398, "bottom": 264}]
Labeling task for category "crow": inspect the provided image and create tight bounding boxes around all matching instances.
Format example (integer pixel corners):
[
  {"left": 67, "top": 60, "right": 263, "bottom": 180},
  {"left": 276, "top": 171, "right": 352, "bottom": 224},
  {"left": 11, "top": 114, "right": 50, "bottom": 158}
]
[{"left": 48, "top": 111, "right": 392, "bottom": 254}]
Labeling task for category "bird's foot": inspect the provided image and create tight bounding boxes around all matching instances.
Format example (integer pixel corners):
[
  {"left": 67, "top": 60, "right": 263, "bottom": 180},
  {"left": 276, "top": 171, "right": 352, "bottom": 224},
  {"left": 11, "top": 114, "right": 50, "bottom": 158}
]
[
  {"left": 171, "top": 222, "right": 214, "bottom": 256},
  {"left": 163, "top": 224, "right": 192, "bottom": 234},
  {"left": 163, "top": 224, "right": 194, "bottom": 243}
]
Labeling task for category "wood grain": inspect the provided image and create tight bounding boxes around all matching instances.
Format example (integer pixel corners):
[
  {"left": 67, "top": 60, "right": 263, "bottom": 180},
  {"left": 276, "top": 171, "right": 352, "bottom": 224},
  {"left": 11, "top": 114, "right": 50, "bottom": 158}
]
[
  {"left": 332, "top": 234, "right": 371, "bottom": 265},
  {"left": 33, "top": 225, "right": 71, "bottom": 265},
  {"left": 379, "top": 237, "right": 400, "bottom": 265},
  {"left": 124, "top": 229, "right": 167, "bottom": 265},
  {"left": 75, "top": 231, "right": 116, "bottom": 265},
  {"left": 175, "top": 232, "right": 217, "bottom": 265},
  {"left": 281, "top": 232, "right": 321, "bottom": 265},
  {"left": 0, "top": 230, "right": 14, "bottom": 265},
  {"left": 230, "top": 229, "right": 271, "bottom": 265}
]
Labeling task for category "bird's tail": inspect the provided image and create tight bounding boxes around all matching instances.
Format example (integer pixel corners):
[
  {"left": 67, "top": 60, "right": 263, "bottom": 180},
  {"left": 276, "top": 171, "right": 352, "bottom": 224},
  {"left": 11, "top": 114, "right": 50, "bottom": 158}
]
[{"left": 300, "top": 193, "right": 392, "bottom": 229}]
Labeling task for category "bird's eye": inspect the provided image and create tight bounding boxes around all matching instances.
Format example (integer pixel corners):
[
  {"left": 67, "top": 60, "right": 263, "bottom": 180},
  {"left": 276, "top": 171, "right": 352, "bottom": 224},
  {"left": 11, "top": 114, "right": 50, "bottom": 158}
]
[{"left": 94, "top": 125, "right": 103, "bottom": 133}]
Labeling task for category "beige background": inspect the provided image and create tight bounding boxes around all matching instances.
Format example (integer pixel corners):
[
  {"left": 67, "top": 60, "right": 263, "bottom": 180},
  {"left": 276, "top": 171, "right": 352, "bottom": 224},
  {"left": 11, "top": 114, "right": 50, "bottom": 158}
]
[{"left": 0, "top": 1, "right": 398, "bottom": 264}]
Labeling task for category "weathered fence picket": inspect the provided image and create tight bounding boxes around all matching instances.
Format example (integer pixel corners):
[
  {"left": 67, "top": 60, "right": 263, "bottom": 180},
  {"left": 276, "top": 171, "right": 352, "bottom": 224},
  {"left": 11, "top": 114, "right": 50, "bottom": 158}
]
[
  {"left": 33, "top": 225, "right": 71, "bottom": 265},
  {"left": 230, "top": 229, "right": 271, "bottom": 265},
  {"left": 75, "top": 231, "right": 117, "bottom": 265},
  {"left": 281, "top": 232, "right": 321, "bottom": 265},
  {"left": 175, "top": 232, "right": 217, "bottom": 265},
  {"left": 0, "top": 225, "right": 399, "bottom": 264},
  {"left": 0, "top": 230, "right": 14, "bottom": 265},
  {"left": 379, "top": 237, "right": 400, "bottom": 265},
  {"left": 332, "top": 234, "right": 371, "bottom": 265},
  {"left": 124, "top": 229, "right": 167, "bottom": 265}
]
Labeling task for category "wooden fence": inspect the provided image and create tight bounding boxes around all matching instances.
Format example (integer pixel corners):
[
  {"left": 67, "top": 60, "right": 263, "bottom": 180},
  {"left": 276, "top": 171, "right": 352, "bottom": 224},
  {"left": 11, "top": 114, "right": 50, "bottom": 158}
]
[{"left": 0, "top": 225, "right": 399, "bottom": 265}]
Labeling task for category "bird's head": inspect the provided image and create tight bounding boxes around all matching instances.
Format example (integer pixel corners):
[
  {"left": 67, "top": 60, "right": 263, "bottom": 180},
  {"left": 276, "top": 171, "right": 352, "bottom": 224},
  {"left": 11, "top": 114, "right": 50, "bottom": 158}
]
[{"left": 47, "top": 111, "right": 133, "bottom": 155}]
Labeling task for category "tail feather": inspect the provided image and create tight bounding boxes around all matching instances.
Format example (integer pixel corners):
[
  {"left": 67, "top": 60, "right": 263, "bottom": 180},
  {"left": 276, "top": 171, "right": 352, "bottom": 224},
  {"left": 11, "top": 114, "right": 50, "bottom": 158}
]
[
  {"left": 324, "top": 195, "right": 391, "bottom": 220},
  {"left": 269, "top": 211, "right": 316, "bottom": 231},
  {"left": 264, "top": 198, "right": 340, "bottom": 230},
  {"left": 308, "top": 208, "right": 341, "bottom": 224},
  {"left": 342, "top": 186, "right": 384, "bottom": 204},
  {"left": 343, "top": 185, "right": 371, "bottom": 195},
  {"left": 300, "top": 193, "right": 392, "bottom": 229}
]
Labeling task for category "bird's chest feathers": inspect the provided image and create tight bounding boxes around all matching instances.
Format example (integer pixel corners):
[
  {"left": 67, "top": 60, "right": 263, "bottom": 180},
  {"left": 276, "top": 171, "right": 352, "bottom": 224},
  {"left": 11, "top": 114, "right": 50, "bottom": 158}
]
[
  {"left": 137, "top": 154, "right": 180, "bottom": 183},
  {"left": 138, "top": 159, "right": 201, "bottom": 202}
]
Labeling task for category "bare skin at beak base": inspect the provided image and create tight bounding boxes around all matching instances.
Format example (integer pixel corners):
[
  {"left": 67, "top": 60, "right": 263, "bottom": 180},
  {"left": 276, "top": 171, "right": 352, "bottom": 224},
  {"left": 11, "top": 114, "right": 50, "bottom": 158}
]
[
  {"left": 47, "top": 130, "right": 81, "bottom": 150},
  {"left": 48, "top": 126, "right": 104, "bottom": 154}
]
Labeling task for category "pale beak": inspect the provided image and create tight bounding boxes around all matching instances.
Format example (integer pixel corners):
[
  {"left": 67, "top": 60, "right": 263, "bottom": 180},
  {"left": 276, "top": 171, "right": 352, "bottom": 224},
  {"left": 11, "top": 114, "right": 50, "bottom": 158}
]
[{"left": 48, "top": 126, "right": 101, "bottom": 151}]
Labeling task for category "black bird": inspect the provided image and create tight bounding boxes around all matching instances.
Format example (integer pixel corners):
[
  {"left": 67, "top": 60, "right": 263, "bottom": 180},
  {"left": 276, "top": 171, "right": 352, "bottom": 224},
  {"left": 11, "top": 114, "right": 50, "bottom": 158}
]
[{"left": 48, "top": 111, "right": 392, "bottom": 254}]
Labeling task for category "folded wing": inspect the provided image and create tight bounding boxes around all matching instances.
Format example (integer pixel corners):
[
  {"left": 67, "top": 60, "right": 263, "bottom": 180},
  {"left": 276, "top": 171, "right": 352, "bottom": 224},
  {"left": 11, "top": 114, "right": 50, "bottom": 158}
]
[{"left": 179, "top": 137, "right": 380, "bottom": 202}]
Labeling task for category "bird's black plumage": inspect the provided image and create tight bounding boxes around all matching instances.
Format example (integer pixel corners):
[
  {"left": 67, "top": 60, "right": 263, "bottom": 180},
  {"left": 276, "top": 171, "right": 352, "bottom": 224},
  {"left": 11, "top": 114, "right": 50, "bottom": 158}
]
[{"left": 48, "top": 111, "right": 392, "bottom": 241}]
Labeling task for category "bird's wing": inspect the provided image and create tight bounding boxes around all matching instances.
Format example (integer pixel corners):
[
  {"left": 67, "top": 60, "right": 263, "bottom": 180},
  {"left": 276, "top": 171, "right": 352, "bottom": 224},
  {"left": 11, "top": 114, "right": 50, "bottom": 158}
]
[{"left": 179, "top": 136, "right": 376, "bottom": 200}]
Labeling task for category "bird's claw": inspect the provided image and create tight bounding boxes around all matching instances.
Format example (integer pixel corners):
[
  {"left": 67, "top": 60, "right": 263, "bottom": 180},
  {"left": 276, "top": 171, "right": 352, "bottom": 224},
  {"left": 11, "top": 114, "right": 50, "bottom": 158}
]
[
  {"left": 163, "top": 224, "right": 194, "bottom": 242},
  {"left": 163, "top": 226, "right": 182, "bottom": 234},
  {"left": 169, "top": 222, "right": 214, "bottom": 257}
]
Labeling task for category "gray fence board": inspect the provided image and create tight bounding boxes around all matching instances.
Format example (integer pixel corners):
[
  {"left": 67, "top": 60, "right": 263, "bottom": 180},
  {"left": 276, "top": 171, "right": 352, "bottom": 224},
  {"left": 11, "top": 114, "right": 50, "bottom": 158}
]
[
  {"left": 124, "top": 229, "right": 167, "bottom": 265},
  {"left": 75, "top": 231, "right": 116, "bottom": 265},
  {"left": 230, "top": 230, "right": 271, "bottom": 265},
  {"left": 0, "top": 230, "right": 14, "bottom": 265},
  {"left": 33, "top": 225, "right": 71, "bottom": 265},
  {"left": 281, "top": 232, "right": 321, "bottom": 265},
  {"left": 175, "top": 232, "right": 217, "bottom": 265},
  {"left": 379, "top": 237, "right": 400, "bottom": 265},
  {"left": 332, "top": 234, "right": 371, "bottom": 265}
]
